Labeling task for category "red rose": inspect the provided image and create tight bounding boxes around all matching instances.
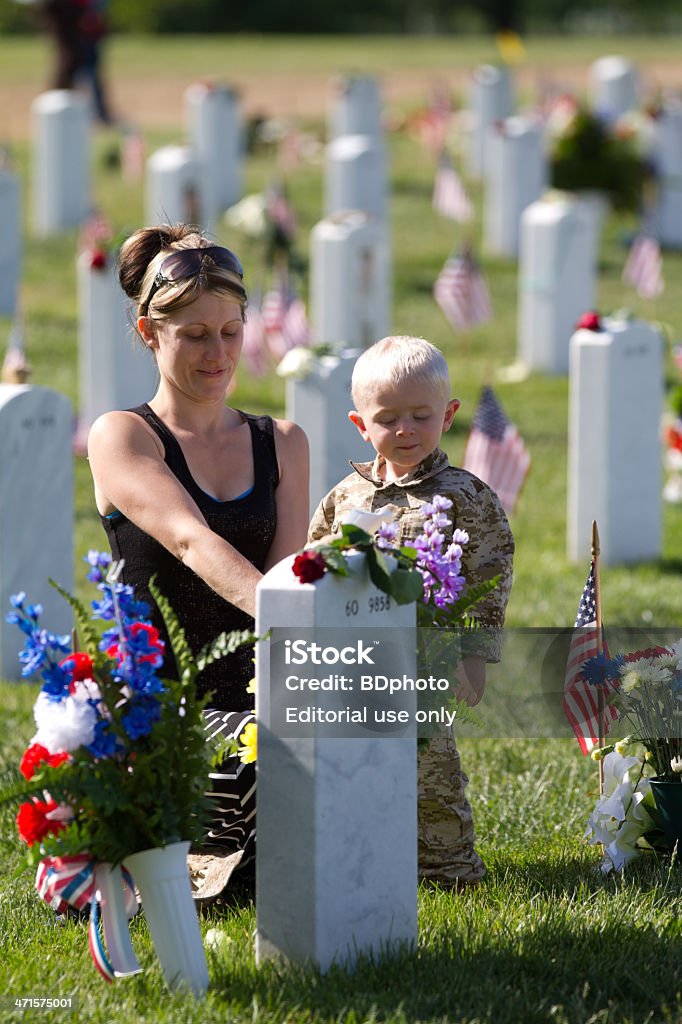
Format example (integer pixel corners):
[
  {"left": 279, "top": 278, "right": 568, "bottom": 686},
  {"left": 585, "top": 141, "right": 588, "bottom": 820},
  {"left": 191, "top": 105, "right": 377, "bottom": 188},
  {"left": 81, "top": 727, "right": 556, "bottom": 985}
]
[
  {"left": 89, "top": 248, "right": 107, "bottom": 270},
  {"left": 576, "top": 311, "right": 601, "bottom": 331},
  {"left": 292, "top": 550, "right": 327, "bottom": 584},
  {"left": 16, "top": 799, "right": 67, "bottom": 846},
  {"left": 19, "top": 743, "right": 69, "bottom": 781}
]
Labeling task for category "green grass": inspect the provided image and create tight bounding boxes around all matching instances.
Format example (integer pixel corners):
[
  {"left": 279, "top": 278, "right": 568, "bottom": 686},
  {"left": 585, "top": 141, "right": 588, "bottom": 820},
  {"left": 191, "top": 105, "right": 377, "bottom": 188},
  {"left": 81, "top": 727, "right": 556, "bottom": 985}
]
[{"left": 1, "top": 34, "right": 682, "bottom": 1023}]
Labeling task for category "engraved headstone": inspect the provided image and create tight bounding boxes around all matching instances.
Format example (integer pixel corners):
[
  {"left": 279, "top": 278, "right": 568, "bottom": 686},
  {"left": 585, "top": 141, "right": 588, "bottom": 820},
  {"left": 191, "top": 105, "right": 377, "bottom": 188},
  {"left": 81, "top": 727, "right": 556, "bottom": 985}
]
[
  {"left": 325, "top": 134, "right": 387, "bottom": 222},
  {"left": 588, "top": 56, "right": 639, "bottom": 122},
  {"left": 77, "top": 252, "right": 158, "bottom": 438},
  {"left": 568, "top": 317, "right": 663, "bottom": 564},
  {"left": 185, "top": 82, "right": 243, "bottom": 227},
  {"left": 329, "top": 74, "right": 383, "bottom": 142},
  {"left": 0, "top": 385, "right": 73, "bottom": 679},
  {"left": 31, "top": 90, "right": 90, "bottom": 237},
  {"left": 468, "top": 64, "right": 514, "bottom": 180},
  {"left": 483, "top": 116, "right": 547, "bottom": 259},
  {"left": 145, "top": 145, "right": 201, "bottom": 227},
  {"left": 0, "top": 167, "right": 21, "bottom": 316},
  {"left": 255, "top": 551, "right": 417, "bottom": 971},
  {"left": 517, "top": 192, "right": 599, "bottom": 374}
]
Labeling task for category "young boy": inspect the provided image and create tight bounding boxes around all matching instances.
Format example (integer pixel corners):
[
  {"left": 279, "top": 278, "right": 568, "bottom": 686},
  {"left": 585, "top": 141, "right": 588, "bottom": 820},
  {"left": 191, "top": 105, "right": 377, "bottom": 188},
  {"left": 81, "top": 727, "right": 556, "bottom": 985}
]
[{"left": 307, "top": 335, "right": 515, "bottom": 888}]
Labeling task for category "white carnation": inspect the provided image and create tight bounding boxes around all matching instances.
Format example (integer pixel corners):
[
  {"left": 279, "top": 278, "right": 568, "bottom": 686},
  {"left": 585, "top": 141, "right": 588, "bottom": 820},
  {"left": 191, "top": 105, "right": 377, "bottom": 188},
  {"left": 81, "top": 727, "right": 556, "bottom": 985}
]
[{"left": 32, "top": 691, "right": 97, "bottom": 754}]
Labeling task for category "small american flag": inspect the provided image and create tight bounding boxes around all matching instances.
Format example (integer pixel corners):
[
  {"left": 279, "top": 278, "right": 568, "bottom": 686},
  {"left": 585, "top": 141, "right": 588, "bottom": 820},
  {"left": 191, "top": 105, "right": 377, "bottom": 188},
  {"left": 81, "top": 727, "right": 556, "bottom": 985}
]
[
  {"left": 433, "top": 249, "right": 492, "bottom": 332},
  {"left": 462, "top": 386, "right": 530, "bottom": 514},
  {"left": 673, "top": 344, "right": 682, "bottom": 377},
  {"left": 282, "top": 296, "right": 310, "bottom": 351},
  {"left": 241, "top": 305, "right": 269, "bottom": 377},
  {"left": 432, "top": 151, "right": 473, "bottom": 223},
  {"left": 121, "top": 129, "right": 145, "bottom": 182},
  {"left": 562, "top": 564, "right": 619, "bottom": 755},
  {"left": 622, "top": 234, "right": 664, "bottom": 300},
  {"left": 78, "top": 209, "right": 113, "bottom": 253}
]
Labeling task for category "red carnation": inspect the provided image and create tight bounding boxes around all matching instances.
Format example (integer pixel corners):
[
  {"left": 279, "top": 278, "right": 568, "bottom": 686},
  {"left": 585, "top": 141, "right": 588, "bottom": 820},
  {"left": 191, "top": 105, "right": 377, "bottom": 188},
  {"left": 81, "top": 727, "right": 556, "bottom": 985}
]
[
  {"left": 16, "top": 799, "right": 67, "bottom": 846},
  {"left": 106, "top": 621, "right": 165, "bottom": 663},
  {"left": 89, "top": 247, "right": 107, "bottom": 270},
  {"left": 60, "top": 651, "right": 95, "bottom": 682},
  {"left": 19, "top": 743, "right": 69, "bottom": 781},
  {"left": 576, "top": 311, "right": 601, "bottom": 331},
  {"left": 292, "top": 550, "right": 327, "bottom": 584}
]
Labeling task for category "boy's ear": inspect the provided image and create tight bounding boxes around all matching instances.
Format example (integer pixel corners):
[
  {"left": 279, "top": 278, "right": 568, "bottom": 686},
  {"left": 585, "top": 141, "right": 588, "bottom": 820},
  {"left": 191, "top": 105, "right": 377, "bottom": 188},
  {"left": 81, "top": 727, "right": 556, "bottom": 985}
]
[
  {"left": 348, "top": 410, "right": 370, "bottom": 441},
  {"left": 443, "top": 399, "right": 460, "bottom": 432}
]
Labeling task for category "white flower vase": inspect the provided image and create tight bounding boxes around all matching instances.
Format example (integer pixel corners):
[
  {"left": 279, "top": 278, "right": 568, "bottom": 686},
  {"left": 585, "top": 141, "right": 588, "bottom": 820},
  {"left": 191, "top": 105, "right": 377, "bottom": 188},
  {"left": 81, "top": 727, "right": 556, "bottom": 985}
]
[
  {"left": 93, "top": 863, "right": 142, "bottom": 977},
  {"left": 124, "top": 841, "right": 208, "bottom": 996}
]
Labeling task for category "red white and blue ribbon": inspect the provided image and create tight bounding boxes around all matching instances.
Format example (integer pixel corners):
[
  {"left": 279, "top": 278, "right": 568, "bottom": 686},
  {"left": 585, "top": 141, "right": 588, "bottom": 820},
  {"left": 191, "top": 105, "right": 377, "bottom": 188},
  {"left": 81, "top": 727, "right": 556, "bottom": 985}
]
[{"left": 36, "top": 856, "right": 141, "bottom": 982}]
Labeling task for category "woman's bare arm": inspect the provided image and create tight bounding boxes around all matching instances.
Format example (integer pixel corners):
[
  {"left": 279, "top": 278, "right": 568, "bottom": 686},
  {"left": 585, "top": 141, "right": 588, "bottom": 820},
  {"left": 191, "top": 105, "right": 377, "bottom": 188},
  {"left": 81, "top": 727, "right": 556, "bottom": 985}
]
[
  {"left": 265, "top": 418, "right": 310, "bottom": 571},
  {"left": 87, "top": 410, "right": 263, "bottom": 616}
]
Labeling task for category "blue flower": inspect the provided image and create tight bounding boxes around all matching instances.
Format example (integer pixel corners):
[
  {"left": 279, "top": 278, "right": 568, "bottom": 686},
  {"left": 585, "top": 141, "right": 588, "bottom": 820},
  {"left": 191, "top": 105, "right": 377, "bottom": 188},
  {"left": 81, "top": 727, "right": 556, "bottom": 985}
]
[
  {"left": 40, "top": 662, "right": 72, "bottom": 701},
  {"left": 87, "top": 720, "right": 121, "bottom": 759},
  {"left": 121, "top": 698, "right": 161, "bottom": 740},
  {"left": 9, "top": 592, "right": 26, "bottom": 609},
  {"left": 85, "top": 550, "right": 112, "bottom": 585},
  {"left": 582, "top": 651, "right": 625, "bottom": 687}
]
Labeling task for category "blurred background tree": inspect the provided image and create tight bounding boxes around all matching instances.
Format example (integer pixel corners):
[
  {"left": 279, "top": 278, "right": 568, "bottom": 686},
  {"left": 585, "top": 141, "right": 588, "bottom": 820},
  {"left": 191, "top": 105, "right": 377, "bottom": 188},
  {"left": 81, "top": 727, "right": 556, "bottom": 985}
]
[{"left": 3, "top": 0, "right": 682, "bottom": 34}]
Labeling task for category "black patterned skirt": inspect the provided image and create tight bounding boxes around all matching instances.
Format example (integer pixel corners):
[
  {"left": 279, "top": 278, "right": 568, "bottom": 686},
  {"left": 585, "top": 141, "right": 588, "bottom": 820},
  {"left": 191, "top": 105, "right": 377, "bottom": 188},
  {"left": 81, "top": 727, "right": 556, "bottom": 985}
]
[{"left": 202, "top": 709, "right": 256, "bottom": 873}]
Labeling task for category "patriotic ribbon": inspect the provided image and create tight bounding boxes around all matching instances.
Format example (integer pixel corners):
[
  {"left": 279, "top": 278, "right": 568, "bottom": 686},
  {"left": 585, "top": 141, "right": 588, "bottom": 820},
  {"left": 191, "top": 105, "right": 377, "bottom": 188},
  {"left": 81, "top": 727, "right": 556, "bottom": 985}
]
[{"left": 36, "top": 856, "right": 141, "bottom": 982}]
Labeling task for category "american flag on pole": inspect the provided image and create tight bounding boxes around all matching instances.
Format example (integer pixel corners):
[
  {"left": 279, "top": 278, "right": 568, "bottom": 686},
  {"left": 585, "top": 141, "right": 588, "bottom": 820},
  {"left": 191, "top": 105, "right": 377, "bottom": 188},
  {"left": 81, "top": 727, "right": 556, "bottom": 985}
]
[
  {"left": 622, "top": 234, "right": 664, "bottom": 299},
  {"left": 562, "top": 564, "right": 619, "bottom": 755},
  {"left": 432, "top": 151, "right": 473, "bottom": 223},
  {"left": 462, "top": 386, "right": 531, "bottom": 514},
  {"left": 433, "top": 249, "right": 492, "bottom": 332}
]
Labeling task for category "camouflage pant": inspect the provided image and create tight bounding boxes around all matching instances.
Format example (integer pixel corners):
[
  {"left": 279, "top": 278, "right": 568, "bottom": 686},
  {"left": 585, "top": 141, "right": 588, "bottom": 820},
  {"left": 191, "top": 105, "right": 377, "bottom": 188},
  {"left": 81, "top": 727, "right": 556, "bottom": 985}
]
[{"left": 417, "top": 730, "right": 486, "bottom": 886}]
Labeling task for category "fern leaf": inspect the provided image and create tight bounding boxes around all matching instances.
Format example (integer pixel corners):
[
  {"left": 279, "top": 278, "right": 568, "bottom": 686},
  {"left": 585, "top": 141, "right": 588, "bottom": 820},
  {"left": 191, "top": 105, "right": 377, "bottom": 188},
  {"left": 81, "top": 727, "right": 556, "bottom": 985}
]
[
  {"left": 49, "top": 578, "right": 105, "bottom": 663},
  {"left": 148, "top": 576, "right": 196, "bottom": 684}
]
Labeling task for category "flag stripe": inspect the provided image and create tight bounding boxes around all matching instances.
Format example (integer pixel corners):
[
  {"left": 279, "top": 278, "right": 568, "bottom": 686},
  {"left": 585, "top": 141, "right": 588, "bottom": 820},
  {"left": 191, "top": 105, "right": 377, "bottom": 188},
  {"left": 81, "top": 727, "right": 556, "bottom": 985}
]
[
  {"left": 562, "top": 564, "right": 619, "bottom": 754},
  {"left": 462, "top": 387, "right": 531, "bottom": 514}
]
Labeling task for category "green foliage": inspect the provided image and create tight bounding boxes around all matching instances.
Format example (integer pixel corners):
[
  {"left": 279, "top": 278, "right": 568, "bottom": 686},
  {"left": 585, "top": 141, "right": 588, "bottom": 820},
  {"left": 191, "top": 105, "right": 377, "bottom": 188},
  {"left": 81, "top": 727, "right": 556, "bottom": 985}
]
[{"left": 551, "top": 110, "right": 647, "bottom": 212}]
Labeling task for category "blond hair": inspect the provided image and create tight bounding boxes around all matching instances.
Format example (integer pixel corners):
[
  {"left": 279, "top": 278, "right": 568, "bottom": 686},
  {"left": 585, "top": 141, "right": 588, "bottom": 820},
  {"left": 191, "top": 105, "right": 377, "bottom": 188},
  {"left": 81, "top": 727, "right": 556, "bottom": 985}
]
[{"left": 351, "top": 336, "right": 451, "bottom": 408}]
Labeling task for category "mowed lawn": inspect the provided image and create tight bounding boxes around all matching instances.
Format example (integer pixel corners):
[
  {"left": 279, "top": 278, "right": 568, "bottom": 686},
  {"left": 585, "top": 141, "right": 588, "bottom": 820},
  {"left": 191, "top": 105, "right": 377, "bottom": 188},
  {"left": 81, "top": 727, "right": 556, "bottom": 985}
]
[{"left": 0, "top": 33, "right": 681, "bottom": 1024}]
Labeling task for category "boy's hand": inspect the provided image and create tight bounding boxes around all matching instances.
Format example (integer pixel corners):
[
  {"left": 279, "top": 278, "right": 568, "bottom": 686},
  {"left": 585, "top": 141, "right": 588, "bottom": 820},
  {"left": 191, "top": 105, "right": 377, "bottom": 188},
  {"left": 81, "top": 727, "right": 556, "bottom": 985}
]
[{"left": 454, "top": 656, "right": 486, "bottom": 706}]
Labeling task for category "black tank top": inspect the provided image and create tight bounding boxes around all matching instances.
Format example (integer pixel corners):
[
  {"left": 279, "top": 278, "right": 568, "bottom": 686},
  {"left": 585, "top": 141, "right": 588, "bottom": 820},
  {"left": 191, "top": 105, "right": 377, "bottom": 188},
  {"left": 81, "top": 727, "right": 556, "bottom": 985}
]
[{"left": 101, "top": 404, "right": 279, "bottom": 709}]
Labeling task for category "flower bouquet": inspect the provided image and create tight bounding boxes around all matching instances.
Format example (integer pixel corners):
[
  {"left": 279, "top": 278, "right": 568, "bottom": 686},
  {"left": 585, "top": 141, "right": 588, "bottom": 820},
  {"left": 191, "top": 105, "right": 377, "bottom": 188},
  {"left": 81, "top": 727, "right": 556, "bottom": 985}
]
[
  {"left": 2, "top": 552, "right": 254, "bottom": 993},
  {"left": 546, "top": 96, "right": 652, "bottom": 213},
  {"left": 293, "top": 496, "right": 499, "bottom": 735},
  {"left": 583, "top": 644, "right": 682, "bottom": 863}
]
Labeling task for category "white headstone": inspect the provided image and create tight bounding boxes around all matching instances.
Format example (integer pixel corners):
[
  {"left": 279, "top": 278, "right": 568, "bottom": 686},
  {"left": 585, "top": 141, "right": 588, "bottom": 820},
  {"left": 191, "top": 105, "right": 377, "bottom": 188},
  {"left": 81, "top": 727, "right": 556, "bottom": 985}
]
[
  {"left": 328, "top": 74, "right": 383, "bottom": 142},
  {"left": 286, "top": 350, "right": 371, "bottom": 515},
  {"left": 483, "top": 115, "right": 547, "bottom": 258},
  {"left": 185, "top": 83, "right": 243, "bottom": 227},
  {"left": 310, "top": 210, "right": 391, "bottom": 348},
  {"left": 0, "top": 385, "right": 73, "bottom": 680},
  {"left": 77, "top": 252, "right": 158, "bottom": 434},
  {"left": 31, "top": 90, "right": 91, "bottom": 237},
  {"left": 588, "top": 56, "right": 639, "bottom": 122},
  {"left": 468, "top": 64, "right": 514, "bottom": 180},
  {"left": 517, "top": 192, "right": 599, "bottom": 375},
  {"left": 0, "top": 169, "right": 21, "bottom": 316},
  {"left": 651, "top": 104, "right": 682, "bottom": 249},
  {"left": 145, "top": 145, "right": 201, "bottom": 227},
  {"left": 568, "top": 317, "right": 663, "bottom": 564},
  {"left": 324, "top": 134, "right": 387, "bottom": 222},
  {"left": 255, "top": 550, "right": 417, "bottom": 971}
]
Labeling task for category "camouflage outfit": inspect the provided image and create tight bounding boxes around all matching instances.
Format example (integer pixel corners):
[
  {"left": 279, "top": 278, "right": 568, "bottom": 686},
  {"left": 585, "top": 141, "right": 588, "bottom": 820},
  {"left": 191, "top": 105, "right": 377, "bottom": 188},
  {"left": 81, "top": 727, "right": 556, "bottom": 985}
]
[{"left": 308, "top": 447, "right": 514, "bottom": 887}]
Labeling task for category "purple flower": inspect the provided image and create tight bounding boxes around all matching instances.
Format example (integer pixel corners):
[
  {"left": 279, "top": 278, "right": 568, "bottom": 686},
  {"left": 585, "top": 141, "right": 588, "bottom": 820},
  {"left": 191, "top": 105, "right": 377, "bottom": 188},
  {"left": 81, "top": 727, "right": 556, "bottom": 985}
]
[{"left": 376, "top": 521, "right": 399, "bottom": 550}]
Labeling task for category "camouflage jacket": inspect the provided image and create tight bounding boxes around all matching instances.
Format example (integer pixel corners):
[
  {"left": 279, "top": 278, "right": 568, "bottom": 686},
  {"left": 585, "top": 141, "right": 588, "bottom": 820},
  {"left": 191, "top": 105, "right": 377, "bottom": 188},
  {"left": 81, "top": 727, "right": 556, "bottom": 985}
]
[{"left": 307, "top": 448, "right": 515, "bottom": 661}]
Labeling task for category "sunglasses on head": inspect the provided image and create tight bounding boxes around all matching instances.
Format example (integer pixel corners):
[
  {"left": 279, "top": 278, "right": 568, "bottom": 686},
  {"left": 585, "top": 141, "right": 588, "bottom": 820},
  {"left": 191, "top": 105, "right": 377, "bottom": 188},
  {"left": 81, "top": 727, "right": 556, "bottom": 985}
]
[{"left": 144, "top": 246, "right": 244, "bottom": 313}]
